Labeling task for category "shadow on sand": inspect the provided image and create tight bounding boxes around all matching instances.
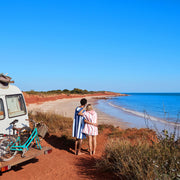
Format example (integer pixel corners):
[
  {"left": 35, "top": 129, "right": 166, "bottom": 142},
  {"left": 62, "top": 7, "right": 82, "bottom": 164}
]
[
  {"left": 44, "top": 134, "right": 75, "bottom": 154},
  {"left": 0, "top": 158, "right": 39, "bottom": 175},
  {"left": 44, "top": 133, "right": 89, "bottom": 155},
  {"left": 44, "top": 134, "right": 117, "bottom": 179},
  {"left": 75, "top": 156, "right": 119, "bottom": 180}
]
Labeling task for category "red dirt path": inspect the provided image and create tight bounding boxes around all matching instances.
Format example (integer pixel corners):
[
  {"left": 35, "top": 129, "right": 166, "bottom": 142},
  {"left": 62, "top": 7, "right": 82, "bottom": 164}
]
[{"left": 1, "top": 129, "right": 111, "bottom": 180}]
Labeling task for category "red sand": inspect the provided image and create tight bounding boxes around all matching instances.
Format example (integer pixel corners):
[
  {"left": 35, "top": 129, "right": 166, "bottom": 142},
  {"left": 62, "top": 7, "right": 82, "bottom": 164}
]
[
  {"left": 23, "top": 91, "right": 126, "bottom": 105},
  {"left": 1, "top": 129, "right": 111, "bottom": 180}
]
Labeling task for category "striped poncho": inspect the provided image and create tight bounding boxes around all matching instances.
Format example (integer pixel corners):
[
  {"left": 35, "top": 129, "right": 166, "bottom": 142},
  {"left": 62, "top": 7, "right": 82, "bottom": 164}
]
[{"left": 72, "top": 107, "right": 86, "bottom": 139}]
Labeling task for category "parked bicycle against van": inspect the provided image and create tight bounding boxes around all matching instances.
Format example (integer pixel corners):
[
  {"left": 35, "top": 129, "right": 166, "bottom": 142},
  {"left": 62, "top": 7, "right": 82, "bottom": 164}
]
[{"left": 0, "top": 119, "right": 42, "bottom": 161}]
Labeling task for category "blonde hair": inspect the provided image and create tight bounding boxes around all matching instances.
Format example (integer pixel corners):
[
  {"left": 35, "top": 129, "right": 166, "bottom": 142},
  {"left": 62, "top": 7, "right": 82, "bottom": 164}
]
[{"left": 86, "top": 104, "right": 93, "bottom": 111}]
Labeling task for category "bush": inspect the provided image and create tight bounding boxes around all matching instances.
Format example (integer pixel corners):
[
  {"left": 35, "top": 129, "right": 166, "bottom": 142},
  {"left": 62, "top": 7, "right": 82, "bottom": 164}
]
[
  {"left": 96, "top": 130, "right": 180, "bottom": 180},
  {"left": 25, "top": 88, "right": 96, "bottom": 95},
  {"left": 62, "top": 89, "right": 70, "bottom": 94}
]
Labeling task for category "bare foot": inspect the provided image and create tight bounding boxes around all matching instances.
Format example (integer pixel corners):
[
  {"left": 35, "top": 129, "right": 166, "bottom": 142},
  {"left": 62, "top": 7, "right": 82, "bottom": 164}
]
[
  {"left": 70, "top": 148, "right": 78, "bottom": 155},
  {"left": 77, "top": 152, "right": 84, "bottom": 155},
  {"left": 92, "top": 151, "right": 95, "bottom": 155}
]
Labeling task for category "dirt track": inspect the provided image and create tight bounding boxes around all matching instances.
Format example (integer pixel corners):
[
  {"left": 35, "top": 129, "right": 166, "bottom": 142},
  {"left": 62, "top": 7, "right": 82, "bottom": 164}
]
[{"left": 1, "top": 129, "right": 111, "bottom": 180}]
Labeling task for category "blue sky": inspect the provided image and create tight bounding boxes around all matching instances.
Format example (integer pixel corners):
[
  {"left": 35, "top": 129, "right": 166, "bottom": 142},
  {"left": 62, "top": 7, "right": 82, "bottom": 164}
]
[{"left": 0, "top": 0, "right": 179, "bottom": 92}]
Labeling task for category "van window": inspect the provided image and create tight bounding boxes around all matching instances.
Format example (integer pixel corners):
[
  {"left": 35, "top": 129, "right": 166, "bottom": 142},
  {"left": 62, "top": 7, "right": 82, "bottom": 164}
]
[
  {"left": 0, "top": 99, "right": 5, "bottom": 120},
  {"left": 6, "top": 94, "right": 26, "bottom": 118}
]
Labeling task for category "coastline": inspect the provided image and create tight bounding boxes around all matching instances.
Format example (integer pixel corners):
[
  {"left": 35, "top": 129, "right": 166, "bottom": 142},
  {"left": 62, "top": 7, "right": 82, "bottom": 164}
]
[
  {"left": 96, "top": 98, "right": 180, "bottom": 136},
  {"left": 27, "top": 93, "right": 180, "bottom": 135},
  {"left": 27, "top": 95, "right": 128, "bottom": 129}
]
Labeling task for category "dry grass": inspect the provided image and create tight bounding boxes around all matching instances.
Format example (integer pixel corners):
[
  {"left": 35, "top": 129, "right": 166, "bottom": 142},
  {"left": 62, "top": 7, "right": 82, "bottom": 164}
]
[
  {"left": 28, "top": 111, "right": 90, "bottom": 147},
  {"left": 109, "top": 128, "right": 158, "bottom": 144},
  {"left": 96, "top": 130, "right": 180, "bottom": 180},
  {"left": 29, "top": 111, "right": 73, "bottom": 137},
  {"left": 98, "top": 124, "right": 116, "bottom": 134}
]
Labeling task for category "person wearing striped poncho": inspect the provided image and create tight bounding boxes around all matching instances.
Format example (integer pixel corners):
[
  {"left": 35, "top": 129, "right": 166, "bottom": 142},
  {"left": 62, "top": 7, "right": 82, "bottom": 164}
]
[{"left": 72, "top": 98, "right": 87, "bottom": 155}]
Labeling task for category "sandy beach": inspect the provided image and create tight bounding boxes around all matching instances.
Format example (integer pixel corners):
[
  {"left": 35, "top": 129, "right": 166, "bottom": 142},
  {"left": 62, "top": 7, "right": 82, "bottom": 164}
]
[{"left": 27, "top": 96, "right": 128, "bottom": 129}]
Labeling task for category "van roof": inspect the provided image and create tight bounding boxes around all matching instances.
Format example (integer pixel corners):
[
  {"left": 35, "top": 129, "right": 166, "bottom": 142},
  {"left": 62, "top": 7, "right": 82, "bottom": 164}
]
[{"left": 0, "top": 84, "right": 22, "bottom": 96}]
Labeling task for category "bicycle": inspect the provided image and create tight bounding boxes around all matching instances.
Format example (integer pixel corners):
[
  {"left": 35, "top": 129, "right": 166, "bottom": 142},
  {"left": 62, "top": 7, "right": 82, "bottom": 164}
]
[{"left": 0, "top": 119, "right": 42, "bottom": 161}]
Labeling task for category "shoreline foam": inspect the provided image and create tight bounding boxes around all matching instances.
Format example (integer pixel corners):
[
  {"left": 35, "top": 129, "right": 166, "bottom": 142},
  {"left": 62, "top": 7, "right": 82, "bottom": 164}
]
[{"left": 108, "top": 102, "right": 180, "bottom": 127}]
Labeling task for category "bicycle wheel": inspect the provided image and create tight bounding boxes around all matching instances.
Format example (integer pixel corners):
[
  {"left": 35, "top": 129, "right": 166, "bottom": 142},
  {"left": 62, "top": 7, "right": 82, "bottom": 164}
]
[{"left": 0, "top": 137, "right": 18, "bottom": 161}]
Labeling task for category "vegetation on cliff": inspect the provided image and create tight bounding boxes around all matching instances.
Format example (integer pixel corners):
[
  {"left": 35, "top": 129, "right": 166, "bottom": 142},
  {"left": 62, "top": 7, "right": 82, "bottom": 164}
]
[
  {"left": 96, "top": 129, "right": 180, "bottom": 180},
  {"left": 25, "top": 88, "right": 103, "bottom": 95}
]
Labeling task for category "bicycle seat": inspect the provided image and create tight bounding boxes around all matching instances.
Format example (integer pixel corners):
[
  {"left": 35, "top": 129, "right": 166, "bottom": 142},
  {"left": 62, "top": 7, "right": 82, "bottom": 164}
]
[
  {"left": 12, "top": 127, "right": 21, "bottom": 132},
  {"left": 10, "top": 119, "right": 19, "bottom": 125}
]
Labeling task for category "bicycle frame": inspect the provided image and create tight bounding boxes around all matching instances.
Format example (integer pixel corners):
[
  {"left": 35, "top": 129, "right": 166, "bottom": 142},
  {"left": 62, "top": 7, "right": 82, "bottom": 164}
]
[{"left": 10, "top": 127, "right": 42, "bottom": 152}]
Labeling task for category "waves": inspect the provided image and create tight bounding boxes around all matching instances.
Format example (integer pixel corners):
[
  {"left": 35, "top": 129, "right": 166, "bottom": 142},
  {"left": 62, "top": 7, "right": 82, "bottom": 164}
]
[{"left": 108, "top": 102, "right": 180, "bottom": 127}]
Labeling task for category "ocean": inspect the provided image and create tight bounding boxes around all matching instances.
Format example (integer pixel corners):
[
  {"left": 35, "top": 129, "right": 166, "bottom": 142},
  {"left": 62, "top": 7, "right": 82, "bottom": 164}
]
[{"left": 96, "top": 93, "right": 180, "bottom": 136}]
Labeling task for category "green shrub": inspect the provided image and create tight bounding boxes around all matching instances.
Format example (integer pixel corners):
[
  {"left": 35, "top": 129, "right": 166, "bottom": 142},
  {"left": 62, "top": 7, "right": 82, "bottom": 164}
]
[{"left": 25, "top": 88, "right": 97, "bottom": 95}]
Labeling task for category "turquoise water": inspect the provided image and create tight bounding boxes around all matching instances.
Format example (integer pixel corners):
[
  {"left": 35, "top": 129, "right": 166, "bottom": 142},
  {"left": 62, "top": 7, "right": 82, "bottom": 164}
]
[
  {"left": 96, "top": 93, "right": 180, "bottom": 135},
  {"left": 110, "top": 93, "right": 180, "bottom": 122}
]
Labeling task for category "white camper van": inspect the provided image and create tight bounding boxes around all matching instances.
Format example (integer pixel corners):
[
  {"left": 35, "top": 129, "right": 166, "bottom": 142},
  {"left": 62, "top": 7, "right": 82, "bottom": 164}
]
[
  {"left": 0, "top": 74, "right": 52, "bottom": 173},
  {"left": 0, "top": 83, "right": 29, "bottom": 135}
]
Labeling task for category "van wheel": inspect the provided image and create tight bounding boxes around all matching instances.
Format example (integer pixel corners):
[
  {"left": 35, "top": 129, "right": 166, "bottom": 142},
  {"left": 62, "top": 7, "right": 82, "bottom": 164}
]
[{"left": 0, "top": 137, "right": 17, "bottom": 161}]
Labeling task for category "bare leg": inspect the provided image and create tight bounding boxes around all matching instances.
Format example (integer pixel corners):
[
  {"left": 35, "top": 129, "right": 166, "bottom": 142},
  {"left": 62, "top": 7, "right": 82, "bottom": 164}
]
[
  {"left": 88, "top": 136, "right": 92, "bottom": 155},
  {"left": 92, "top": 136, "right": 97, "bottom": 155},
  {"left": 77, "top": 139, "right": 83, "bottom": 155},
  {"left": 75, "top": 139, "right": 78, "bottom": 155}
]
